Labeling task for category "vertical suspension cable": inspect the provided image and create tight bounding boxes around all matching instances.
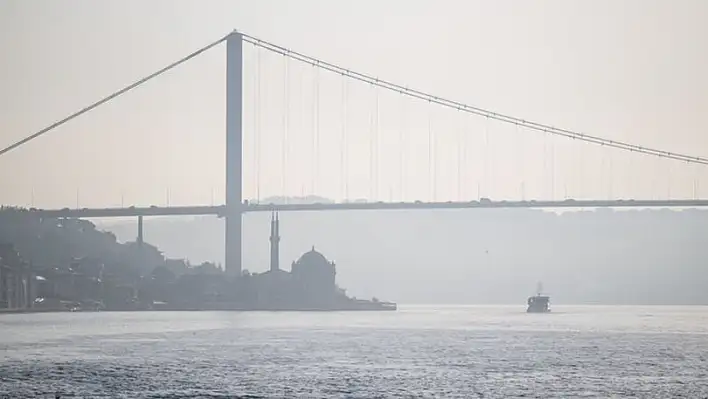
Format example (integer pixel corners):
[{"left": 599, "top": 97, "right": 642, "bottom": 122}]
[
  {"left": 369, "top": 84, "right": 375, "bottom": 201},
  {"left": 469, "top": 116, "right": 477, "bottom": 199},
  {"left": 561, "top": 143, "right": 568, "bottom": 200},
  {"left": 428, "top": 101, "right": 433, "bottom": 201},
  {"left": 600, "top": 146, "right": 607, "bottom": 200},
  {"left": 311, "top": 65, "right": 316, "bottom": 196},
  {"left": 701, "top": 163, "right": 705, "bottom": 199},
  {"left": 464, "top": 113, "right": 471, "bottom": 200},
  {"left": 651, "top": 155, "right": 659, "bottom": 200},
  {"left": 578, "top": 138, "right": 585, "bottom": 200},
  {"left": 694, "top": 162, "right": 700, "bottom": 199},
  {"left": 254, "top": 46, "right": 262, "bottom": 203},
  {"left": 427, "top": 102, "right": 433, "bottom": 200},
  {"left": 520, "top": 124, "right": 527, "bottom": 201},
  {"left": 483, "top": 116, "right": 490, "bottom": 199},
  {"left": 599, "top": 147, "right": 606, "bottom": 200},
  {"left": 608, "top": 149, "right": 614, "bottom": 200},
  {"left": 311, "top": 64, "right": 319, "bottom": 196},
  {"left": 543, "top": 130, "right": 548, "bottom": 199},
  {"left": 632, "top": 150, "right": 639, "bottom": 199},
  {"left": 303, "top": 64, "right": 317, "bottom": 196},
  {"left": 624, "top": 149, "right": 631, "bottom": 200},
  {"left": 550, "top": 134, "right": 555, "bottom": 200},
  {"left": 282, "top": 52, "right": 289, "bottom": 198},
  {"left": 515, "top": 123, "right": 521, "bottom": 199},
  {"left": 251, "top": 46, "right": 257, "bottom": 202},
  {"left": 457, "top": 111, "right": 463, "bottom": 201},
  {"left": 399, "top": 91, "right": 406, "bottom": 201},
  {"left": 691, "top": 162, "right": 697, "bottom": 199},
  {"left": 520, "top": 125, "right": 527, "bottom": 200},
  {"left": 433, "top": 108, "right": 437, "bottom": 201},
  {"left": 296, "top": 62, "right": 304, "bottom": 203},
  {"left": 667, "top": 159, "right": 672, "bottom": 199},
  {"left": 340, "top": 75, "right": 347, "bottom": 202},
  {"left": 373, "top": 85, "right": 380, "bottom": 201},
  {"left": 374, "top": 87, "right": 378, "bottom": 200},
  {"left": 258, "top": 48, "right": 264, "bottom": 202}
]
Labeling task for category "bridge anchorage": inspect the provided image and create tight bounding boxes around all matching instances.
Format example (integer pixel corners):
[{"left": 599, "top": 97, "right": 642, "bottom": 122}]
[{"left": 3, "top": 29, "right": 707, "bottom": 276}]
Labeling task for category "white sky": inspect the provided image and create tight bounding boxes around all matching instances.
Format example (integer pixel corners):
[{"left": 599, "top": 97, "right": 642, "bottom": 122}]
[{"left": 1, "top": 0, "right": 707, "bottom": 208}]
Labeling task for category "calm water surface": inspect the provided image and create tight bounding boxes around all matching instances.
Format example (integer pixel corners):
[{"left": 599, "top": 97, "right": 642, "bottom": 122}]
[{"left": 1, "top": 305, "right": 707, "bottom": 398}]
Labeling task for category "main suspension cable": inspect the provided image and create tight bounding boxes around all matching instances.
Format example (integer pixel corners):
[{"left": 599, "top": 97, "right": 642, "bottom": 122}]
[
  {"left": 1, "top": 35, "right": 228, "bottom": 157},
  {"left": 242, "top": 33, "right": 708, "bottom": 165}
]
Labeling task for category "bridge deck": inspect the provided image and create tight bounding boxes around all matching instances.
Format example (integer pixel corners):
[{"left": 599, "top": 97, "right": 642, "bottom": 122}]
[{"left": 24, "top": 199, "right": 708, "bottom": 218}]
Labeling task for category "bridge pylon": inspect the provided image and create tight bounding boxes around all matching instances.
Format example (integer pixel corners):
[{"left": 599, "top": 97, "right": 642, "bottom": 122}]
[{"left": 225, "top": 30, "right": 244, "bottom": 276}]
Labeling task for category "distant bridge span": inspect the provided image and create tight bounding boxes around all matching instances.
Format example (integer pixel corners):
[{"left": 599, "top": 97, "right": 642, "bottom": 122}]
[{"left": 27, "top": 199, "right": 708, "bottom": 219}]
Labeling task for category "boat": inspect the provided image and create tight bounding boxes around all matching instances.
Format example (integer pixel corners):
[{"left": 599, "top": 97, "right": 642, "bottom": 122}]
[{"left": 527, "top": 282, "right": 550, "bottom": 313}]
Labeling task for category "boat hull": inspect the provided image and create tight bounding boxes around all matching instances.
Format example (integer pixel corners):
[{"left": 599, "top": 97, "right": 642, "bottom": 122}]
[
  {"left": 526, "top": 308, "right": 551, "bottom": 313},
  {"left": 527, "top": 295, "right": 550, "bottom": 313}
]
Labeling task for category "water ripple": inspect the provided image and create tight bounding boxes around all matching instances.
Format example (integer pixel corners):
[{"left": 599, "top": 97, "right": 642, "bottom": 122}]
[{"left": 1, "top": 306, "right": 708, "bottom": 398}]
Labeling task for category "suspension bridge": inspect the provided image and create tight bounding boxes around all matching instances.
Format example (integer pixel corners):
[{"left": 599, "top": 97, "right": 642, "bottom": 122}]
[{"left": 2, "top": 30, "right": 707, "bottom": 275}]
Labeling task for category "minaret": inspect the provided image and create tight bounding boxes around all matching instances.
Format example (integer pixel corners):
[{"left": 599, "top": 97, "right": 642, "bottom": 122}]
[{"left": 269, "top": 211, "right": 280, "bottom": 272}]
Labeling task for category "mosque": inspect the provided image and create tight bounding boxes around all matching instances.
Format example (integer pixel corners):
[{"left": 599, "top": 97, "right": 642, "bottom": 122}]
[{"left": 239, "top": 212, "right": 396, "bottom": 311}]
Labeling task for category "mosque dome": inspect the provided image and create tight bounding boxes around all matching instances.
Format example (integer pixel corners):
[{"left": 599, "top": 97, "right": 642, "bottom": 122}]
[{"left": 296, "top": 246, "right": 330, "bottom": 267}]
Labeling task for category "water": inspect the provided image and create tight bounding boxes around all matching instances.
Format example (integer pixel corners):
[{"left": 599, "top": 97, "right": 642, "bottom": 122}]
[{"left": 1, "top": 305, "right": 707, "bottom": 398}]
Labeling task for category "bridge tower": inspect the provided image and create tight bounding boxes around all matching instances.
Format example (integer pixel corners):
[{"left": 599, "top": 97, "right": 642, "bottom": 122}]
[
  {"left": 269, "top": 211, "right": 280, "bottom": 272},
  {"left": 225, "top": 30, "right": 244, "bottom": 276},
  {"left": 137, "top": 215, "right": 144, "bottom": 246}
]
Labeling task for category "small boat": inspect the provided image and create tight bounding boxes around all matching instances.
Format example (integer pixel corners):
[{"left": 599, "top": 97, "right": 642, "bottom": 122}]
[{"left": 527, "top": 282, "right": 550, "bottom": 313}]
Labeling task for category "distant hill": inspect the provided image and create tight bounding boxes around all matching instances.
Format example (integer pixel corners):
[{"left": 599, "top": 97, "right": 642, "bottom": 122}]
[
  {"left": 96, "top": 200, "right": 708, "bottom": 306},
  {"left": 0, "top": 206, "right": 196, "bottom": 280},
  {"left": 255, "top": 195, "right": 334, "bottom": 204}
]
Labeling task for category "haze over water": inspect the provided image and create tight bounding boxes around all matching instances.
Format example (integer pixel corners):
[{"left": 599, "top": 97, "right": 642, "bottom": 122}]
[
  {"left": 2, "top": 305, "right": 707, "bottom": 398},
  {"left": 2, "top": 2, "right": 708, "bottom": 398}
]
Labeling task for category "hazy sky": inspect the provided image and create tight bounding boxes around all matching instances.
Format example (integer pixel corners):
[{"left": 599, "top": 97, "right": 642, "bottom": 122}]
[{"left": 1, "top": 0, "right": 707, "bottom": 208}]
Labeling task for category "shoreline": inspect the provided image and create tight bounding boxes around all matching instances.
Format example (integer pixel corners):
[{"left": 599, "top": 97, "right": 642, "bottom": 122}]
[
  {"left": 4, "top": 303, "right": 708, "bottom": 316},
  {"left": 0, "top": 306, "right": 398, "bottom": 315}
]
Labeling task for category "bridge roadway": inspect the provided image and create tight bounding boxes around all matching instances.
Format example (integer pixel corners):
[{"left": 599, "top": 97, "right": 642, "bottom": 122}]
[{"left": 26, "top": 199, "right": 708, "bottom": 218}]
